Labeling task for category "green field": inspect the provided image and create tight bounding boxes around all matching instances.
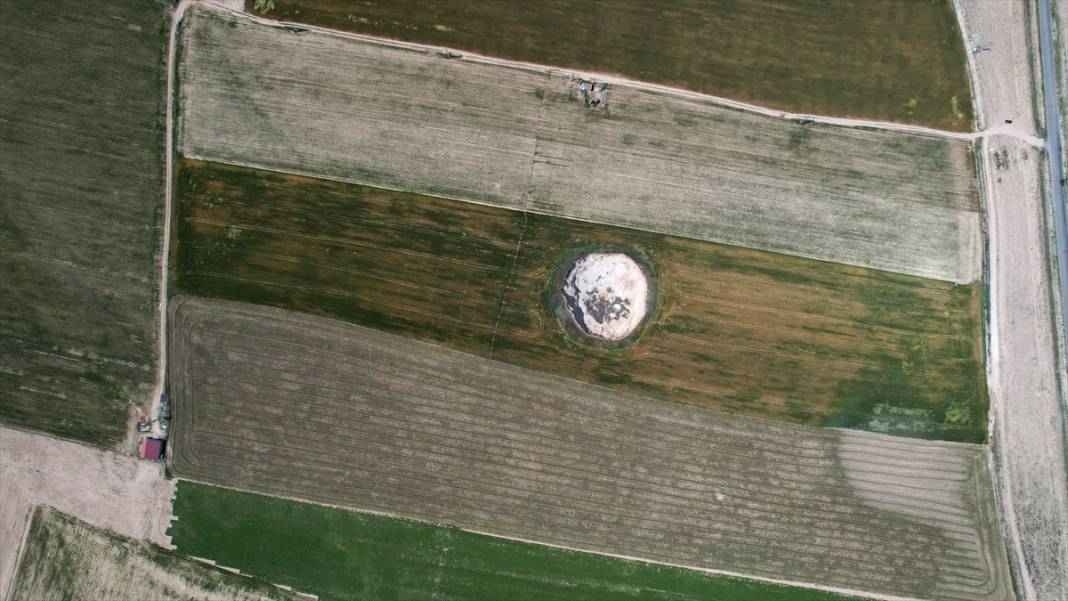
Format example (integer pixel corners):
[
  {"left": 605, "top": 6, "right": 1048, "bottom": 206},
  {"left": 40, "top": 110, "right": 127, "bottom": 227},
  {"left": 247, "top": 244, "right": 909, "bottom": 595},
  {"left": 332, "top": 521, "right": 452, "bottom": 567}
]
[
  {"left": 169, "top": 481, "right": 862, "bottom": 601},
  {"left": 252, "top": 0, "right": 974, "bottom": 131},
  {"left": 0, "top": 0, "right": 170, "bottom": 445},
  {"left": 173, "top": 160, "right": 987, "bottom": 442}
]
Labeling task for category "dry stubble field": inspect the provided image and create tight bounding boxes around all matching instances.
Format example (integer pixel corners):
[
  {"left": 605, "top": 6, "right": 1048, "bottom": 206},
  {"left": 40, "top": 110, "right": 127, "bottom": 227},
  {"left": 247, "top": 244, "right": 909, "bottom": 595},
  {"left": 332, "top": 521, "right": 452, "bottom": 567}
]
[
  {"left": 252, "top": 0, "right": 974, "bottom": 131},
  {"left": 0, "top": 0, "right": 169, "bottom": 445},
  {"left": 173, "top": 160, "right": 987, "bottom": 442},
  {"left": 178, "top": 6, "right": 980, "bottom": 283},
  {"left": 167, "top": 296, "right": 1011, "bottom": 601},
  {"left": 8, "top": 506, "right": 297, "bottom": 601}
]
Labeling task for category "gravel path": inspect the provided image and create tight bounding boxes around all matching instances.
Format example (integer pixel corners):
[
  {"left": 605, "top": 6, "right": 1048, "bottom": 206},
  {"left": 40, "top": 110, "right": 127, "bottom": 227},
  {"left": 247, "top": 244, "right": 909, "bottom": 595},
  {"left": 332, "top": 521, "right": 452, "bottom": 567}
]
[{"left": 954, "top": 0, "right": 1068, "bottom": 598}]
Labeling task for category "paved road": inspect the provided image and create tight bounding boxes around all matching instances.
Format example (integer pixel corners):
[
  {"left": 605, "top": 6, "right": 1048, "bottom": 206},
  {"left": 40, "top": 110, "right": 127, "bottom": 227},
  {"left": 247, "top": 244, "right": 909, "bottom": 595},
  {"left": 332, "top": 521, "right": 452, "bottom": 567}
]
[{"left": 1038, "top": 0, "right": 1068, "bottom": 387}]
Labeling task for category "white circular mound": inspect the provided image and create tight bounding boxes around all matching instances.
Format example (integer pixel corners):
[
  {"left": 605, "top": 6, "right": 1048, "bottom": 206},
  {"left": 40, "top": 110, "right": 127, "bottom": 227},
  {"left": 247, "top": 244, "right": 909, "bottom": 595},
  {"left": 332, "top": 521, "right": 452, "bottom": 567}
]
[{"left": 562, "top": 253, "right": 648, "bottom": 341}]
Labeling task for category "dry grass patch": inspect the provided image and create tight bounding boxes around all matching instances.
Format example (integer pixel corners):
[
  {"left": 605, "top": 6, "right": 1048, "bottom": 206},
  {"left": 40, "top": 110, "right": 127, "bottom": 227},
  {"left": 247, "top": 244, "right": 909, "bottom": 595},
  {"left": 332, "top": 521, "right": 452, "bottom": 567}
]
[{"left": 9, "top": 506, "right": 298, "bottom": 601}]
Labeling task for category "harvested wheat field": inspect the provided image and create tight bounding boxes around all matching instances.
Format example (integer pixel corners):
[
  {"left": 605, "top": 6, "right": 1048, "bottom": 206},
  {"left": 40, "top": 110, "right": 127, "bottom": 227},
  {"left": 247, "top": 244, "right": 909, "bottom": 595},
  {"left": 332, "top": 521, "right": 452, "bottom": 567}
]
[
  {"left": 177, "top": 5, "right": 979, "bottom": 283},
  {"left": 0, "top": 0, "right": 169, "bottom": 445},
  {"left": 173, "top": 160, "right": 987, "bottom": 441},
  {"left": 7, "top": 506, "right": 298, "bottom": 601},
  {"left": 252, "top": 0, "right": 974, "bottom": 131},
  {"left": 167, "top": 296, "right": 1012, "bottom": 601}
]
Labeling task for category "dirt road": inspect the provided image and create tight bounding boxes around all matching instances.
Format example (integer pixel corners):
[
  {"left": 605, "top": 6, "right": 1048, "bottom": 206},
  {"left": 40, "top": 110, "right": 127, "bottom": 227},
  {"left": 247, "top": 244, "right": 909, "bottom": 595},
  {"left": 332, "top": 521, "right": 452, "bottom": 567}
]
[{"left": 954, "top": 0, "right": 1068, "bottom": 598}]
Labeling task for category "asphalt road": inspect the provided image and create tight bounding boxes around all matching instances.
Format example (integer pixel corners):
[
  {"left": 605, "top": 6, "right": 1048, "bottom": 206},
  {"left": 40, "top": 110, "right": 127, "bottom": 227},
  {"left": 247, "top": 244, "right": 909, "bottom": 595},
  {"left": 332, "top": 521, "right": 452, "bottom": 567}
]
[{"left": 1037, "top": 0, "right": 1068, "bottom": 386}]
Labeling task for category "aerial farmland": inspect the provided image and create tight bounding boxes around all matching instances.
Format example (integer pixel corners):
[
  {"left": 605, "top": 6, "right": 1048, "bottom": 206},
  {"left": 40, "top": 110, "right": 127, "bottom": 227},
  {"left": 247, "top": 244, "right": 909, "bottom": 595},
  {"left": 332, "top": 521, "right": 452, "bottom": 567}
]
[
  {"left": 178, "top": 7, "right": 981, "bottom": 282},
  {"left": 168, "top": 295, "right": 1011, "bottom": 600},
  {"left": 2, "top": 0, "right": 1066, "bottom": 600},
  {"left": 0, "top": 0, "right": 170, "bottom": 446}
]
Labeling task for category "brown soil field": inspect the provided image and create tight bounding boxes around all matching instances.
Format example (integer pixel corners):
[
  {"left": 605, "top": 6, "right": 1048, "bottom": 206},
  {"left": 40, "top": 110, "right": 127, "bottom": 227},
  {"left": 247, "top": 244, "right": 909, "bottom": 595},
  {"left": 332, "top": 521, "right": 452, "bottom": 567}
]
[
  {"left": 173, "top": 160, "right": 987, "bottom": 442},
  {"left": 250, "top": 0, "right": 974, "bottom": 131},
  {"left": 0, "top": 0, "right": 170, "bottom": 446},
  {"left": 178, "top": 5, "right": 981, "bottom": 283},
  {"left": 8, "top": 506, "right": 298, "bottom": 601},
  {"left": 167, "top": 296, "right": 1013, "bottom": 601}
]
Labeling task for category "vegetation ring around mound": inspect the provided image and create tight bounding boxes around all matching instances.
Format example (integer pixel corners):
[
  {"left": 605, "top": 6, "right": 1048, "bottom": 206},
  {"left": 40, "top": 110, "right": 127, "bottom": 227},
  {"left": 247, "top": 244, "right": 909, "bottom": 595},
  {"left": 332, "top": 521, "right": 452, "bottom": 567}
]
[{"left": 547, "top": 245, "right": 659, "bottom": 351}]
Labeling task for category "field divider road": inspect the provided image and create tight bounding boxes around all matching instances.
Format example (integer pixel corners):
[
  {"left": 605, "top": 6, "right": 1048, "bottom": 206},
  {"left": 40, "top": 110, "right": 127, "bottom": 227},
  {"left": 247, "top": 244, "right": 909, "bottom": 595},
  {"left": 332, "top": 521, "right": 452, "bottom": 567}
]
[
  {"left": 198, "top": 0, "right": 1040, "bottom": 148},
  {"left": 148, "top": 0, "right": 193, "bottom": 438}
]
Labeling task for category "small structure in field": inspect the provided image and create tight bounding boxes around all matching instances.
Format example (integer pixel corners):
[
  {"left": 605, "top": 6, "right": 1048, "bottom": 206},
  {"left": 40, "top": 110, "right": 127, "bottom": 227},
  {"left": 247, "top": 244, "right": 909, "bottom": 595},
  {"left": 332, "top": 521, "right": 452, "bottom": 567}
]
[
  {"left": 575, "top": 78, "right": 608, "bottom": 109},
  {"left": 137, "top": 420, "right": 152, "bottom": 433},
  {"left": 139, "top": 437, "right": 166, "bottom": 461},
  {"left": 562, "top": 252, "right": 648, "bottom": 341}
]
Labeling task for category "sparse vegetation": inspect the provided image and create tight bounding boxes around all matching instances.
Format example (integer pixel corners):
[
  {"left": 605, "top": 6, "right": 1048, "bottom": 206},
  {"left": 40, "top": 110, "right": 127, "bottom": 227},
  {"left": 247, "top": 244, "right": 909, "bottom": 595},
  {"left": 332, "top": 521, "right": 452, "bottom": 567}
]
[{"left": 10, "top": 506, "right": 298, "bottom": 601}]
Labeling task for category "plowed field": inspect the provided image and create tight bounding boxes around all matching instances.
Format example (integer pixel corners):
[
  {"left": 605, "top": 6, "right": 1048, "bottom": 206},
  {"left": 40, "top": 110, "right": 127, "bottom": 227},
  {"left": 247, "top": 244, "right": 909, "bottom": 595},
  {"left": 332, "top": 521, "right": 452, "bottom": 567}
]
[
  {"left": 0, "top": 0, "right": 170, "bottom": 445},
  {"left": 173, "top": 160, "right": 987, "bottom": 441},
  {"left": 168, "top": 296, "right": 1012, "bottom": 601},
  {"left": 252, "top": 0, "right": 974, "bottom": 131}
]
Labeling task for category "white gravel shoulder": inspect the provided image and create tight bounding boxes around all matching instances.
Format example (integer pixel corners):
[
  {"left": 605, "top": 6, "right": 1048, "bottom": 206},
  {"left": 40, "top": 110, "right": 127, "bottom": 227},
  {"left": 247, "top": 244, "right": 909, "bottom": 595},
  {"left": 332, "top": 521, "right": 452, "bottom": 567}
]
[
  {"left": 0, "top": 427, "right": 174, "bottom": 601},
  {"left": 956, "top": 0, "right": 1068, "bottom": 598},
  {"left": 956, "top": 0, "right": 1041, "bottom": 133}
]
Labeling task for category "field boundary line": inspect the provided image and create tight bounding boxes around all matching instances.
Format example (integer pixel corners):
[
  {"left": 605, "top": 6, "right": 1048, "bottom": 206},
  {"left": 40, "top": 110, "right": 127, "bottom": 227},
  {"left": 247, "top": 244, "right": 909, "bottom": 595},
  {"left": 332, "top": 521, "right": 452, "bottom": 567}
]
[
  {"left": 486, "top": 211, "right": 528, "bottom": 360},
  {"left": 486, "top": 73, "right": 547, "bottom": 359},
  {"left": 170, "top": 477, "right": 925, "bottom": 601},
  {"left": 149, "top": 0, "right": 193, "bottom": 441},
  {"left": 200, "top": 0, "right": 1042, "bottom": 148}
]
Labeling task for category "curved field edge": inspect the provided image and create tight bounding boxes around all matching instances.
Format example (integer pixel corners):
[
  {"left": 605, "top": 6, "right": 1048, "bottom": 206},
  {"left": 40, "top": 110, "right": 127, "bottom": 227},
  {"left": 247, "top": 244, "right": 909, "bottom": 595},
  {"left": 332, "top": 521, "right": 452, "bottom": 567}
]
[
  {"left": 9, "top": 506, "right": 297, "bottom": 601},
  {"left": 177, "top": 5, "right": 981, "bottom": 284},
  {"left": 167, "top": 480, "right": 865, "bottom": 601},
  {"left": 165, "top": 296, "right": 1012, "bottom": 600},
  {"left": 172, "top": 159, "right": 988, "bottom": 442},
  {"left": 0, "top": 0, "right": 170, "bottom": 446},
  {"left": 247, "top": 0, "right": 974, "bottom": 132}
]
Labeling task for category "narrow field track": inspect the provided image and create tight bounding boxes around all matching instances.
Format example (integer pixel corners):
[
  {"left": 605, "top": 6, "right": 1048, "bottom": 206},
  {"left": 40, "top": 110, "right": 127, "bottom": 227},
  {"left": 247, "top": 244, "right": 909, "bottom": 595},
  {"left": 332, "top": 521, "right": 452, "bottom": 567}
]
[
  {"left": 0, "top": 0, "right": 170, "bottom": 445},
  {"left": 168, "top": 296, "right": 1012, "bottom": 601}
]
